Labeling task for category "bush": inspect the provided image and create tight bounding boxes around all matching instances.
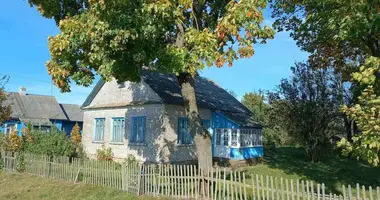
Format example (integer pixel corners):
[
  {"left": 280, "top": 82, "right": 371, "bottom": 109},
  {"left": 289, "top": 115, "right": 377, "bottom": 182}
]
[
  {"left": 96, "top": 145, "right": 113, "bottom": 161},
  {"left": 70, "top": 123, "right": 81, "bottom": 144},
  {"left": 7, "top": 128, "right": 23, "bottom": 152},
  {"left": 15, "top": 151, "right": 26, "bottom": 172},
  {"left": 23, "top": 128, "right": 75, "bottom": 157}
]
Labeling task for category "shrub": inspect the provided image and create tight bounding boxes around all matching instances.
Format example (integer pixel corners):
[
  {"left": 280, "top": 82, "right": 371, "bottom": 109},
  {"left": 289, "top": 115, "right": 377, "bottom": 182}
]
[
  {"left": 15, "top": 151, "right": 26, "bottom": 172},
  {"left": 7, "top": 128, "right": 23, "bottom": 152},
  {"left": 124, "top": 154, "right": 138, "bottom": 165},
  {"left": 70, "top": 123, "right": 81, "bottom": 144},
  {"left": 96, "top": 145, "right": 113, "bottom": 161},
  {"left": 23, "top": 128, "right": 75, "bottom": 157},
  {"left": 22, "top": 122, "right": 34, "bottom": 143}
]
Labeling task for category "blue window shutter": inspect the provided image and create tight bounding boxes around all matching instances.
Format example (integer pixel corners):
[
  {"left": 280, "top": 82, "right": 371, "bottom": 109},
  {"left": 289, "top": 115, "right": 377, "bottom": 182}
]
[
  {"left": 131, "top": 118, "right": 135, "bottom": 143},
  {"left": 178, "top": 119, "right": 183, "bottom": 144},
  {"left": 185, "top": 119, "right": 190, "bottom": 144},
  {"left": 141, "top": 117, "right": 146, "bottom": 142}
]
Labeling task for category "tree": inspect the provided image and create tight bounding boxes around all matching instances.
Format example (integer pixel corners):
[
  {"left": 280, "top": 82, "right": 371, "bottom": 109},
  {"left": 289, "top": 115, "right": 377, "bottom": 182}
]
[
  {"left": 269, "top": 62, "right": 344, "bottom": 162},
  {"left": 339, "top": 57, "right": 380, "bottom": 166},
  {"left": 270, "top": 0, "right": 380, "bottom": 164},
  {"left": 242, "top": 91, "right": 289, "bottom": 147},
  {"left": 0, "top": 75, "right": 11, "bottom": 125},
  {"left": 71, "top": 123, "right": 81, "bottom": 144},
  {"left": 28, "top": 0, "right": 274, "bottom": 167},
  {"left": 7, "top": 128, "right": 23, "bottom": 152}
]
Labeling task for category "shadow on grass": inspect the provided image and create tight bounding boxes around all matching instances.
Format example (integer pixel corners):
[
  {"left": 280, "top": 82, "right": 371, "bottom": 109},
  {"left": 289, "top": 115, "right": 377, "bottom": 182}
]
[{"left": 256, "top": 147, "right": 380, "bottom": 194}]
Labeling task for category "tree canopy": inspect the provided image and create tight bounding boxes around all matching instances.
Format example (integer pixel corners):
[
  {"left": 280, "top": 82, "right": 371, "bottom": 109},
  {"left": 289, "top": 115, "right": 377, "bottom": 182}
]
[
  {"left": 28, "top": 0, "right": 275, "bottom": 167},
  {"left": 270, "top": 0, "right": 380, "bottom": 165},
  {"left": 268, "top": 62, "right": 344, "bottom": 162},
  {"left": 29, "top": 0, "right": 274, "bottom": 92}
]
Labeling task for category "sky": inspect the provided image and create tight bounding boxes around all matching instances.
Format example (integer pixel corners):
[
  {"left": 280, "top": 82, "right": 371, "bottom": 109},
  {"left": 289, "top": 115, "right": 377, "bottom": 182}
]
[{"left": 0, "top": 1, "right": 308, "bottom": 105}]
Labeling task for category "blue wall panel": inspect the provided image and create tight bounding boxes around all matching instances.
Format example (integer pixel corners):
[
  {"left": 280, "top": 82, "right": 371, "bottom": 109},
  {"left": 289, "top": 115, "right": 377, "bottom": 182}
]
[
  {"left": 211, "top": 112, "right": 239, "bottom": 129},
  {"left": 230, "top": 146, "right": 264, "bottom": 160},
  {"left": 62, "top": 122, "right": 83, "bottom": 136}
]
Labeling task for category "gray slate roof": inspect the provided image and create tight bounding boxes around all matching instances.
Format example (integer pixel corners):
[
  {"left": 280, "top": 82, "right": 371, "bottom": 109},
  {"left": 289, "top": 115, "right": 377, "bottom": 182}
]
[
  {"left": 82, "top": 71, "right": 261, "bottom": 128},
  {"left": 59, "top": 104, "right": 84, "bottom": 122},
  {"left": 4, "top": 92, "right": 82, "bottom": 126}
]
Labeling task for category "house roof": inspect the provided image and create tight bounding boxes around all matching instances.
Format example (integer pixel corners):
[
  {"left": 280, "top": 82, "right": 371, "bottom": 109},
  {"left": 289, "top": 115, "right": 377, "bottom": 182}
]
[
  {"left": 59, "top": 104, "right": 84, "bottom": 122},
  {"left": 4, "top": 92, "right": 83, "bottom": 126},
  {"left": 82, "top": 71, "right": 261, "bottom": 128}
]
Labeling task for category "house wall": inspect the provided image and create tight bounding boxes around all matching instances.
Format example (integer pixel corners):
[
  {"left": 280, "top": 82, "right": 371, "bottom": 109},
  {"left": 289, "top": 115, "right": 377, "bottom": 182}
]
[
  {"left": 161, "top": 104, "right": 212, "bottom": 163},
  {"left": 0, "top": 120, "right": 23, "bottom": 136},
  {"left": 82, "top": 105, "right": 165, "bottom": 162},
  {"left": 89, "top": 79, "right": 162, "bottom": 107},
  {"left": 82, "top": 104, "right": 213, "bottom": 164}
]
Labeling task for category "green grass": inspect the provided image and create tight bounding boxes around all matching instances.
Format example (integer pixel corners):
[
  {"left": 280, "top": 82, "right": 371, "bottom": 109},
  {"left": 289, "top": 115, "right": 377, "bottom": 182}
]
[
  {"left": 240, "top": 147, "right": 380, "bottom": 195},
  {"left": 0, "top": 172, "right": 168, "bottom": 200}
]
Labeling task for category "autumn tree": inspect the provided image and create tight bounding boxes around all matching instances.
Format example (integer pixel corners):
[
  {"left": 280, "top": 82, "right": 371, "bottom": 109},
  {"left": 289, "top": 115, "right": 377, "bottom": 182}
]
[
  {"left": 270, "top": 0, "right": 380, "bottom": 165},
  {"left": 28, "top": 0, "right": 274, "bottom": 167},
  {"left": 0, "top": 75, "right": 11, "bottom": 126},
  {"left": 71, "top": 123, "right": 81, "bottom": 144},
  {"left": 7, "top": 128, "right": 23, "bottom": 152}
]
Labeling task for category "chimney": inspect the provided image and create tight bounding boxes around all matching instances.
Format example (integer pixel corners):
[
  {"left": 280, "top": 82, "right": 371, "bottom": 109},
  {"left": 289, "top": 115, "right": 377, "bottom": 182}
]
[{"left": 19, "top": 87, "right": 26, "bottom": 96}]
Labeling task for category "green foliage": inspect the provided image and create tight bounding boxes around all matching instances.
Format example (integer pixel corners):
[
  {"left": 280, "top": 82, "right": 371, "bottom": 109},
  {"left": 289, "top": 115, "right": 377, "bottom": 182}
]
[
  {"left": 28, "top": 0, "right": 274, "bottom": 92},
  {"left": 270, "top": 0, "right": 380, "bottom": 165},
  {"left": 96, "top": 145, "right": 112, "bottom": 161},
  {"left": 339, "top": 57, "right": 380, "bottom": 166},
  {"left": 268, "top": 63, "right": 345, "bottom": 162},
  {"left": 123, "top": 154, "right": 138, "bottom": 165},
  {"left": 270, "top": 0, "right": 379, "bottom": 75},
  {"left": 242, "top": 92, "right": 288, "bottom": 147},
  {"left": 15, "top": 151, "right": 26, "bottom": 172},
  {"left": 23, "top": 128, "right": 76, "bottom": 157}
]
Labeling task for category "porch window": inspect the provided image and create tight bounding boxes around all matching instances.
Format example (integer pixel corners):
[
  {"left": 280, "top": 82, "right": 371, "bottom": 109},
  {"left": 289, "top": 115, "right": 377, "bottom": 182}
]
[
  {"left": 131, "top": 116, "right": 146, "bottom": 143},
  {"left": 94, "top": 118, "right": 105, "bottom": 141},
  {"left": 111, "top": 117, "right": 125, "bottom": 142},
  {"left": 178, "top": 118, "right": 192, "bottom": 144}
]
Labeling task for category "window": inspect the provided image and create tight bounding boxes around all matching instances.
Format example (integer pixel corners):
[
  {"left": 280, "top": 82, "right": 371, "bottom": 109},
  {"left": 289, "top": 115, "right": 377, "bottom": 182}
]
[
  {"left": 223, "top": 129, "right": 229, "bottom": 146},
  {"left": 112, "top": 118, "right": 125, "bottom": 142},
  {"left": 178, "top": 118, "right": 192, "bottom": 144},
  {"left": 215, "top": 129, "right": 222, "bottom": 145},
  {"left": 94, "top": 118, "right": 105, "bottom": 141},
  {"left": 231, "top": 129, "right": 238, "bottom": 146},
  {"left": 131, "top": 116, "right": 146, "bottom": 143},
  {"left": 4, "top": 124, "right": 15, "bottom": 134}
]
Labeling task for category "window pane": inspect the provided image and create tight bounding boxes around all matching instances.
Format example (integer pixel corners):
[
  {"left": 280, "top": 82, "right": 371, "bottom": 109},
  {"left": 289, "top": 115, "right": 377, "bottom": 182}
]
[
  {"left": 131, "top": 117, "right": 145, "bottom": 143},
  {"left": 231, "top": 129, "right": 238, "bottom": 146}
]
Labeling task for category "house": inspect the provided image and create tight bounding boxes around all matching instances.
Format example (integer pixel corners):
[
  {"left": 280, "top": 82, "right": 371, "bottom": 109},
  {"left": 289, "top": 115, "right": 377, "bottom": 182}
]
[
  {"left": 0, "top": 87, "right": 83, "bottom": 135},
  {"left": 81, "top": 71, "right": 263, "bottom": 164}
]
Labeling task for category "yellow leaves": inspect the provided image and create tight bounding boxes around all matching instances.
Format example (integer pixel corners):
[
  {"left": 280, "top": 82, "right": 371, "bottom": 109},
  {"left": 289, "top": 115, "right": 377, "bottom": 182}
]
[
  {"left": 71, "top": 123, "right": 81, "bottom": 144},
  {"left": 6, "top": 128, "right": 23, "bottom": 152}
]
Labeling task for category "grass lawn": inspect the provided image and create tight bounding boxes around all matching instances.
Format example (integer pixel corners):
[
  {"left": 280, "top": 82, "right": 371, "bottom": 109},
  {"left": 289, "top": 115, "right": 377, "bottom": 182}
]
[
  {"left": 0, "top": 172, "right": 168, "bottom": 200},
  {"left": 240, "top": 147, "right": 380, "bottom": 195}
]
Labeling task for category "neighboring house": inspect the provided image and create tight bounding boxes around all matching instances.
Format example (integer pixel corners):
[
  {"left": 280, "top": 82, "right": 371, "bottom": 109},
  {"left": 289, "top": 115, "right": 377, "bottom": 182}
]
[
  {"left": 82, "top": 71, "right": 263, "bottom": 164},
  {"left": 0, "top": 87, "right": 83, "bottom": 136}
]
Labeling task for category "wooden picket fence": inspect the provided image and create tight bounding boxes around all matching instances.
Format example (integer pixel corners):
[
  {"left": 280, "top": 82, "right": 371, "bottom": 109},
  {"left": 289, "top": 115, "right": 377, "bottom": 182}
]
[{"left": 1, "top": 151, "right": 380, "bottom": 200}]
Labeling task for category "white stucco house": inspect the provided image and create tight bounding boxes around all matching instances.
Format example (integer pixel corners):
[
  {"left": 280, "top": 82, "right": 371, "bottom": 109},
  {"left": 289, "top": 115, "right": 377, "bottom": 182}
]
[{"left": 81, "top": 71, "right": 263, "bottom": 164}]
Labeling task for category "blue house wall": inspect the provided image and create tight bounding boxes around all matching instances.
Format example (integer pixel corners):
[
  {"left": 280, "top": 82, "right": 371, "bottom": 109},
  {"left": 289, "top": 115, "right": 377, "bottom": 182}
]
[
  {"left": 211, "top": 112, "right": 263, "bottom": 160},
  {"left": 62, "top": 121, "right": 83, "bottom": 136},
  {"left": 1, "top": 120, "right": 24, "bottom": 136}
]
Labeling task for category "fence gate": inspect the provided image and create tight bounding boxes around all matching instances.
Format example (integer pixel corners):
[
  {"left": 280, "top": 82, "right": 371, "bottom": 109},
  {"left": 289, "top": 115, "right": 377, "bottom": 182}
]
[{"left": 122, "top": 163, "right": 142, "bottom": 194}]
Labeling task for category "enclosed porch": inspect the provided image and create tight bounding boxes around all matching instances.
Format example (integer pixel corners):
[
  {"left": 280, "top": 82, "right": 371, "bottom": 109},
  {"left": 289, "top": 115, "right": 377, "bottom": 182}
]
[{"left": 213, "top": 128, "right": 263, "bottom": 160}]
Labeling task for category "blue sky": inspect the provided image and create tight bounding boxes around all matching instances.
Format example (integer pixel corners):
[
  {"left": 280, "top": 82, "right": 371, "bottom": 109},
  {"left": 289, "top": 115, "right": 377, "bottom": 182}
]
[{"left": 0, "top": 1, "right": 308, "bottom": 105}]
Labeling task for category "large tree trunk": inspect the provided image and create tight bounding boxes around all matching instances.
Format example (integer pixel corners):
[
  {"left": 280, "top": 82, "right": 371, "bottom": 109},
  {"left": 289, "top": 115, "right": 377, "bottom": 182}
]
[{"left": 177, "top": 73, "right": 213, "bottom": 168}]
